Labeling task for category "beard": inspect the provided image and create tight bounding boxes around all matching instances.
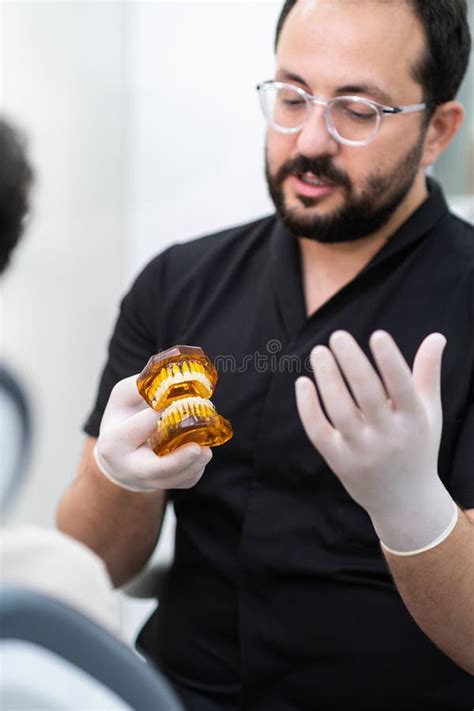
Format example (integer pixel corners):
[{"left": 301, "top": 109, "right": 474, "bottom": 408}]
[{"left": 265, "top": 133, "right": 426, "bottom": 243}]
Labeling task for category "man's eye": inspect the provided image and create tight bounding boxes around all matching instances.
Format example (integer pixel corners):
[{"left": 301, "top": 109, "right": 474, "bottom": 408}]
[
  {"left": 346, "top": 109, "right": 373, "bottom": 120},
  {"left": 282, "top": 99, "right": 305, "bottom": 107}
]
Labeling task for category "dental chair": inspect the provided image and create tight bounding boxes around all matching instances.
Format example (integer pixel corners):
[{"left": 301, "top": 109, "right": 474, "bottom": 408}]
[{"left": 0, "top": 586, "right": 182, "bottom": 710}]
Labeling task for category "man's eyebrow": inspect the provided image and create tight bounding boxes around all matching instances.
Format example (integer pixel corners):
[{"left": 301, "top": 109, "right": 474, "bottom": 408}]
[
  {"left": 336, "top": 83, "right": 394, "bottom": 105},
  {"left": 276, "top": 69, "right": 394, "bottom": 105},
  {"left": 276, "top": 69, "right": 310, "bottom": 86}
]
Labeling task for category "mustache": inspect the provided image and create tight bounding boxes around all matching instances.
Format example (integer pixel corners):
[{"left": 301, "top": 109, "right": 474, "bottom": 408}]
[{"left": 273, "top": 154, "right": 350, "bottom": 190}]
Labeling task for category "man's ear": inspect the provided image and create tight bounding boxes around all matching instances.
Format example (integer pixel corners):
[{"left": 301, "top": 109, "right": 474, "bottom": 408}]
[{"left": 421, "top": 101, "right": 464, "bottom": 168}]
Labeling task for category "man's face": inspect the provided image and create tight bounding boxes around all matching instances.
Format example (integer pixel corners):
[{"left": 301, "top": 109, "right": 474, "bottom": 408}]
[{"left": 266, "top": 0, "right": 430, "bottom": 242}]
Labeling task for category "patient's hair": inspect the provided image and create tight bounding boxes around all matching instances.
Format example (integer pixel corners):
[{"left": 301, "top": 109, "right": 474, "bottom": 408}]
[
  {"left": 274, "top": 0, "right": 471, "bottom": 113},
  {"left": 0, "top": 118, "right": 34, "bottom": 274}
]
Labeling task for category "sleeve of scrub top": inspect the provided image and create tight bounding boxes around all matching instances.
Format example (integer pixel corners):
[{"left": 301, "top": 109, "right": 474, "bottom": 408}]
[{"left": 83, "top": 247, "right": 174, "bottom": 438}]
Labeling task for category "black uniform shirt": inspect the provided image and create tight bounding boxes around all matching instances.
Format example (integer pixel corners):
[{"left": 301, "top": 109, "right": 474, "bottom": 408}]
[{"left": 85, "top": 179, "right": 474, "bottom": 710}]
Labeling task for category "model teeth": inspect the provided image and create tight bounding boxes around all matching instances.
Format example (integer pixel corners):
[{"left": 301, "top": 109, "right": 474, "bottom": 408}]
[
  {"left": 159, "top": 396, "right": 216, "bottom": 425},
  {"left": 150, "top": 368, "right": 212, "bottom": 408}
]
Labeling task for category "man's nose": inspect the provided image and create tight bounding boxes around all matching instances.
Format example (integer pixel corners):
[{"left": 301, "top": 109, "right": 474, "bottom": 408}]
[{"left": 295, "top": 104, "right": 339, "bottom": 158}]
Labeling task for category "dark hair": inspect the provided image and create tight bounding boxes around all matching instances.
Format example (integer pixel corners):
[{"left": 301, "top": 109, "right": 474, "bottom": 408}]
[
  {"left": 0, "top": 118, "right": 34, "bottom": 274},
  {"left": 274, "top": 0, "right": 471, "bottom": 109}
]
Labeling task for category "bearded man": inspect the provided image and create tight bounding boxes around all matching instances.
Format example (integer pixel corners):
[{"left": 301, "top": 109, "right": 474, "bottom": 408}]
[{"left": 58, "top": 2, "right": 474, "bottom": 708}]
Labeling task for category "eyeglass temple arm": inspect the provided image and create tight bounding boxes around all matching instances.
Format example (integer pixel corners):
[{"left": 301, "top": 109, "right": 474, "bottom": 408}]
[{"left": 383, "top": 102, "right": 429, "bottom": 115}]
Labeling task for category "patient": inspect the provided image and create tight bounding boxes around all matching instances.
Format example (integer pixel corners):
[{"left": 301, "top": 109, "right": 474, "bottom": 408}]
[{"left": 0, "top": 116, "right": 120, "bottom": 635}]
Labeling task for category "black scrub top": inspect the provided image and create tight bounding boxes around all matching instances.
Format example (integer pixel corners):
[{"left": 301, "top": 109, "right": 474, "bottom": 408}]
[{"left": 85, "top": 179, "right": 474, "bottom": 710}]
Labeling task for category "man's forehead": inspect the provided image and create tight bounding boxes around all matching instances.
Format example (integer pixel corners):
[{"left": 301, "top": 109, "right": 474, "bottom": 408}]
[
  {"left": 280, "top": 0, "right": 421, "bottom": 50},
  {"left": 276, "top": 0, "right": 425, "bottom": 101},
  {"left": 297, "top": 0, "right": 403, "bottom": 15}
]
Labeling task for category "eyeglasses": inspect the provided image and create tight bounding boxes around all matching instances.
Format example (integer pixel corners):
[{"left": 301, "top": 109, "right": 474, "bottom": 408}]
[{"left": 256, "top": 80, "right": 430, "bottom": 147}]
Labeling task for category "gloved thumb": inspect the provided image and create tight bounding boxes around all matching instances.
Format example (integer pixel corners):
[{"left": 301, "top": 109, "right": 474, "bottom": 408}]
[
  {"left": 412, "top": 332, "right": 447, "bottom": 412},
  {"left": 111, "top": 405, "right": 160, "bottom": 449}
]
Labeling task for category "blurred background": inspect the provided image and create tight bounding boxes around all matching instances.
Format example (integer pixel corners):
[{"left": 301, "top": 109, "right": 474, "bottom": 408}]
[{"left": 1, "top": 0, "right": 473, "bottom": 533}]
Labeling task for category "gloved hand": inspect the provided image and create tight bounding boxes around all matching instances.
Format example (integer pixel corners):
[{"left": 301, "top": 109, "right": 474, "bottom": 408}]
[
  {"left": 295, "top": 330, "right": 458, "bottom": 555},
  {"left": 93, "top": 374, "right": 213, "bottom": 492}
]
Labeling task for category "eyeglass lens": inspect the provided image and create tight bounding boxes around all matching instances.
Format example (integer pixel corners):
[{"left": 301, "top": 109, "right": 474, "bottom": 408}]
[{"left": 261, "top": 85, "right": 379, "bottom": 142}]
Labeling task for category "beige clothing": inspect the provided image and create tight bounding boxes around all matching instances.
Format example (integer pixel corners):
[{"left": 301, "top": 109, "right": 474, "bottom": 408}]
[{"left": 0, "top": 525, "right": 121, "bottom": 635}]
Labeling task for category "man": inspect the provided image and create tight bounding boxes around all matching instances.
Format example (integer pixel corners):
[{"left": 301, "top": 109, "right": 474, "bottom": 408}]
[{"left": 57, "top": 1, "right": 474, "bottom": 709}]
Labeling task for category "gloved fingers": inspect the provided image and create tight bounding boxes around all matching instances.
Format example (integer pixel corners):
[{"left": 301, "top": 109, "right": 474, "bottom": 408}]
[
  {"left": 369, "top": 331, "right": 419, "bottom": 413},
  {"left": 161, "top": 460, "right": 209, "bottom": 490},
  {"left": 110, "top": 406, "right": 161, "bottom": 449},
  {"left": 131, "top": 444, "right": 212, "bottom": 489},
  {"left": 307, "top": 345, "right": 363, "bottom": 436},
  {"left": 328, "top": 331, "right": 391, "bottom": 423},
  {"left": 101, "top": 375, "right": 150, "bottom": 429},
  {"left": 295, "top": 375, "right": 336, "bottom": 457},
  {"left": 412, "top": 333, "right": 446, "bottom": 414}
]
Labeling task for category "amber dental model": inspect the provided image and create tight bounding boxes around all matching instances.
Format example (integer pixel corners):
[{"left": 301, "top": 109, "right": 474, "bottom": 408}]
[{"left": 137, "top": 345, "right": 233, "bottom": 456}]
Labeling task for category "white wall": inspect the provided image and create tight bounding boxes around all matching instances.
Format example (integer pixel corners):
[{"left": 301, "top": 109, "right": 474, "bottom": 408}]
[
  {"left": 126, "top": 0, "right": 281, "bottom": 277},
  {"left": 1, "top": 1, "right": 128, "bottom": 525}
]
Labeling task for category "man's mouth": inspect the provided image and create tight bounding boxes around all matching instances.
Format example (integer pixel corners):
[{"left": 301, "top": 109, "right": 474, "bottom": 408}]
[
  {"left": 289, "top": 172, "right": 339, "bottom": 199},
  {"left": 297, "top": 171, "right": 337, "bottom": 187}
]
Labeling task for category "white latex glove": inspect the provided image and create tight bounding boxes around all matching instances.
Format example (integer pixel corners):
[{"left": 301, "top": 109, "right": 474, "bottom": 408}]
[
  {"left": 94, "top": 374, "right": 213, "bottom": 492},
  {"left": 295, "top": 330, "right": 458, "bottom": 555}
]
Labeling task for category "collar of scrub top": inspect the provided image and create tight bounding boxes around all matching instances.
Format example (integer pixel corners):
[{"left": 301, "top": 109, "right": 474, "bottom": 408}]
[{"left": 270, "top": 177, "right": 449, "bottom": 339}]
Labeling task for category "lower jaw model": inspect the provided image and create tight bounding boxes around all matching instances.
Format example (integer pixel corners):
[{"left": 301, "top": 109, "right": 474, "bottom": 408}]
[{"left": 137, "top": 345, "right": 233, "bottom": 456}]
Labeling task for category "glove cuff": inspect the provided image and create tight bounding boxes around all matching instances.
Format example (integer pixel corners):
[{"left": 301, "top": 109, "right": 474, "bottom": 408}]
[
  {"left": 93, "top": 444, "right": 144, "bottom": 493},
  {"left": 380, "top": 498, "right": 458, "bottom": 557}
]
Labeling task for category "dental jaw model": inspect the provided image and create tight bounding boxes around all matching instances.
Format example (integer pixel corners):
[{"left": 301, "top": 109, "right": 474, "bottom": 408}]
[{"left": 137, "top": 345, "right": 233, "bottom": 456}]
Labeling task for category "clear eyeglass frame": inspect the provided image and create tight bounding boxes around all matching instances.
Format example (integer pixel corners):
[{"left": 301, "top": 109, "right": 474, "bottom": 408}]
[{"left": 256, "top": 80, "right": 430, "bottom": 147}]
